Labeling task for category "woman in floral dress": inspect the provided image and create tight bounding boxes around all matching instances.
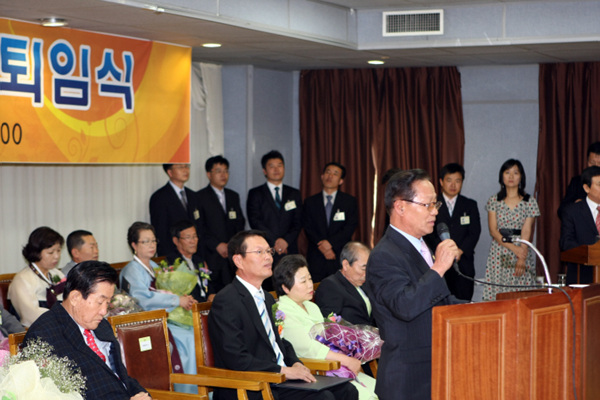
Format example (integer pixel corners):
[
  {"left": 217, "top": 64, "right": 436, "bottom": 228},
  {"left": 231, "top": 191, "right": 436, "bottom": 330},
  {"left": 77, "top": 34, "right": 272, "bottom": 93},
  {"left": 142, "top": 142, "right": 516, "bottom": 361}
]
[{"left": 483, "top": 159, "right": 540, "bottom": 301}]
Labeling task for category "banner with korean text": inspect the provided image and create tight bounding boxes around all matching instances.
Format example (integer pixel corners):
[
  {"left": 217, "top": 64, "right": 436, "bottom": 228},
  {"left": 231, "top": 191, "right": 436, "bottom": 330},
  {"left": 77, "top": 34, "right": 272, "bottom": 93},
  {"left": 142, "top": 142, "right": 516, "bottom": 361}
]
[{"left": 0, "top": 18, "right": 190, "bottom": 163}]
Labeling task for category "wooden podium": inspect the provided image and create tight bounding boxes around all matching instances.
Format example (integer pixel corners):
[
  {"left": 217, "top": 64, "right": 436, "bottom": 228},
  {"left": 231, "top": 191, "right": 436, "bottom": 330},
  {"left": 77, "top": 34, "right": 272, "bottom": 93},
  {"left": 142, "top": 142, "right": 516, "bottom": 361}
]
[
  {"left": 431, "top": 285, "right": 600, "bottom": 400},
  {"left": 560, "top": 242, "right": 600, "bottom": 283}
]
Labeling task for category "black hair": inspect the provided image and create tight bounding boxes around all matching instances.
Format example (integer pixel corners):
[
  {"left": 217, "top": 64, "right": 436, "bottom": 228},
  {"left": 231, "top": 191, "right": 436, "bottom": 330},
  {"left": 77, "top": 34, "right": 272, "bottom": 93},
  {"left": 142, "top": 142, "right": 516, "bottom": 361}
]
[
  {"left": 170, "top": 220, "right": 196, "bottom": 238},
  {"left": 205, "top": 155, "right": 229, "bottom": 172},
  {"left": 66, "top": 230, "right": 93, "bottom": 258},
  {"left": 381, "top": 168, "right": 402, "bottom": 186},
  {"left": 587, "top": 142, "right": 600, "bottom": 158},
  {"left": 162, "top": 164, "right": 172, "bottom": 173},
  {"left": 261, "top": 150, "right": 284, "bottom": 169},
  {"left": 22, "top": 227, "right": 64, "bottom": 263},
  {"left": 497, "top": 159, "right": 529, "bottom": 201},
  {"left": 64, "top": 260, "right": 118, "bottom": 300},
  {"left": 384, "top": 169, "right": 431, "bottom": 213},
  {"left": 323, "top": 162, "right": 346, "bottom": 179},
  {"left": 581, "top": 166, "right": 600, "bottom": 187},
  {"left": 127, "top": 221, "right": 156, "bottom": 252},
  {"left": 439, "top": 163, "right": 465, "bottom": 180},
  {"left": 227, "top": 230, "right": 268, "bottom": 265},
  {"left": 273, "top": 255, "right": 308, "bottom": 297}
]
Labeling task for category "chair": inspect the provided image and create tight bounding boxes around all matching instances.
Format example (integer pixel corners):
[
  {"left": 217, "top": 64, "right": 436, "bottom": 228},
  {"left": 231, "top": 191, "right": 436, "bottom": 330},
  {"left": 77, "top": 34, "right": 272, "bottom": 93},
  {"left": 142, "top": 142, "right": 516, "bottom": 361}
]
[
  {"left": 8, "top": 331, "right": 26, "bottom": 356},
  {"left": 191, "top": 302, "right": 340, "bottom": 400},
  {"left": 0, "top": 273, "right": 16, "bottom": 311},
  {"left": 108, "top": 309, "right": 263, "bottom": 400}
]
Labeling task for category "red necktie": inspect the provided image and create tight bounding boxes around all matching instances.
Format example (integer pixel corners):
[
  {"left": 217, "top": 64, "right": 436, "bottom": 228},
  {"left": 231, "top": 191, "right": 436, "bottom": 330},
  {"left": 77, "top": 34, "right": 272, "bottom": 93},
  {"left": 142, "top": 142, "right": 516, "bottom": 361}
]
[{"left": 84, "top": 329, "right": 106, "bottom": 362}]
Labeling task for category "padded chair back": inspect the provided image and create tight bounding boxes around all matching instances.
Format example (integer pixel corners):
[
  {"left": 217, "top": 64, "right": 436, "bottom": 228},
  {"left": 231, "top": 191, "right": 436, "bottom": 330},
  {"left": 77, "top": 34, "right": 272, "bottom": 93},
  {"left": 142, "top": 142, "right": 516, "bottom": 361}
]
[
  {"left": 191, "top": 302, "right": 214, "bottom": 368},
  {"left": 0, "top": 273, "right": 16, "bottom": 310},
  {"left": 108, "top": 310, "right": 172, "bottom": 391}
]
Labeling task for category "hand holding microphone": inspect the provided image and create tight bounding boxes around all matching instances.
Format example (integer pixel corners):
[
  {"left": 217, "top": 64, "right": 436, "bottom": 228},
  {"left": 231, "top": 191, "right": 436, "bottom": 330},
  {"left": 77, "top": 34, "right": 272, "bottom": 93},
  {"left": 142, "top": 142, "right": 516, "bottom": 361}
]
[{"left": 436, "top": 223, "right": 462, "bottom": 276}]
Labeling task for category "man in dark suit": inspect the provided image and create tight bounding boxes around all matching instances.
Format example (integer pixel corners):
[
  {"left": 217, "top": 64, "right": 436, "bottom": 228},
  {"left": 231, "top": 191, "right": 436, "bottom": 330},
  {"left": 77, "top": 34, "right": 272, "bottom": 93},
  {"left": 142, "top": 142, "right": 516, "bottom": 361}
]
[
  {"left": 558, "top": 141, "right": 600, "bottom": 219},
  {"left": 303, "top": 162, "right": 358, "bottom": 283},
  {"left": 25, "top": 261, "right": 149, "bottom": 400},
  {"left": 366, "top": 169, "right": 464, "bottom": 400},
  {"left": 424, "top": 163, "right": 481, "bottom": 301},
  {"left": 560, "top": 166, "right": 600, "bottom": 284},
  {"left": 167, "top": 219, "right": 215, "bottom": 302},
  {"left": 197, "top": 155, "right": 246, "bottom": 292},
  {"left": 150, "top": 163, "right": 201, "bottom": 256},
  {"left": 314, "top": 241, "right": 374, "bottom": 326},
  {"left": 208, "top": 230, "right": 358, "bottom": 400},
  {"left": 247, "top": 150, "right": 302, "bottom": 289}
]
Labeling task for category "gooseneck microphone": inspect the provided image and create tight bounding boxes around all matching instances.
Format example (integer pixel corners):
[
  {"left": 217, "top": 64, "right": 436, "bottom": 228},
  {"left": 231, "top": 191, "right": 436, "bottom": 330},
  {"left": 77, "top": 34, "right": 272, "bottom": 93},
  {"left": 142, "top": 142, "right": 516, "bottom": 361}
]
[{"left": 436, "top": 223, "right": 461, "bottom": 274}]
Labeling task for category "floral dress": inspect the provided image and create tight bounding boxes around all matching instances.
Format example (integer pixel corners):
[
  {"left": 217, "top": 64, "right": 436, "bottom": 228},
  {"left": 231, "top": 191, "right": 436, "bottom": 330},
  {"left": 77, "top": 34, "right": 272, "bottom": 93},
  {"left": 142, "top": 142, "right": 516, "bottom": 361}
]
[{"left": 482, "top": 194, "right": 540, "bottom": 301}]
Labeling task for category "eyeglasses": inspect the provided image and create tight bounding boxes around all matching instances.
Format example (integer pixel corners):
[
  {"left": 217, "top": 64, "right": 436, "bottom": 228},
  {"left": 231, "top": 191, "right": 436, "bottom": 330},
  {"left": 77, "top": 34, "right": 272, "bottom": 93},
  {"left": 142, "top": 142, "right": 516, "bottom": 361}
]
[
  {"left": 402, "top": 199, "right": 443, "bottom": 211},
  {"left": 244, "top": 248, "right": 275, "bottom": 257},
  {"left": 179, "top": 235, "right": 198, "bottom": 241},
  {"left": 138, "top": 239, "right": 159, "bottom": 245}
]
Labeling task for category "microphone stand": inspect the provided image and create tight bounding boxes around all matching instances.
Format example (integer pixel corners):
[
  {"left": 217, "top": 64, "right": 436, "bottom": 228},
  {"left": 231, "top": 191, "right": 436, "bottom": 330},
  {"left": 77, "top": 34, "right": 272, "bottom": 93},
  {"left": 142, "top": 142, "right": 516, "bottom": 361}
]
[{"left": 502, "top": 236, "right": 553, "bottom": 294}]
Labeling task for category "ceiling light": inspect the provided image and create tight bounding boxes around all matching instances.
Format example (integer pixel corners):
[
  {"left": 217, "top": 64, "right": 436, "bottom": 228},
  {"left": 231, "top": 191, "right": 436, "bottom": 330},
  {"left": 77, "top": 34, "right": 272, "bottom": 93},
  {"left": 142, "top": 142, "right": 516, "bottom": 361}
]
[
  {"left": 202, "top": 43, "right": 222, "bottom": 48},
  {"left": 40, "top": 18, "right": 68, "bottom": 27},
  {"left": 368, "top": 60, "right": 385, "bottom": 65}
]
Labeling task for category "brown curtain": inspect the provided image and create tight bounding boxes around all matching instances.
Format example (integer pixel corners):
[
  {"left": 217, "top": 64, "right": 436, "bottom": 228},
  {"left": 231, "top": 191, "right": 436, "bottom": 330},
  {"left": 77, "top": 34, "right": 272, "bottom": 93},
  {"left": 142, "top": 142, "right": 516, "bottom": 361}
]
[
  {"left": 299, "top": 67, "right": 465, "bottom": 248},
  {"left": 536, "top": 62, "right": 600, "bottom": 279}
]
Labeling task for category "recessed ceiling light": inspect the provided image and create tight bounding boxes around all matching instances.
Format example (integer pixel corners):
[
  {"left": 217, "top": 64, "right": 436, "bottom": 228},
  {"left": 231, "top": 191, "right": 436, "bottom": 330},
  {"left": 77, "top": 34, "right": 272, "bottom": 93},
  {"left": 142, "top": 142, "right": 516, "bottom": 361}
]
[
  {"left": 202, "top": 43, "right": 222, "bottom": 48},
  {"left": 40, "top": 17, "right": 68, "bottom": 27},
  {"left": 368, "top": 60, "right": 385, "bottom": 65}
]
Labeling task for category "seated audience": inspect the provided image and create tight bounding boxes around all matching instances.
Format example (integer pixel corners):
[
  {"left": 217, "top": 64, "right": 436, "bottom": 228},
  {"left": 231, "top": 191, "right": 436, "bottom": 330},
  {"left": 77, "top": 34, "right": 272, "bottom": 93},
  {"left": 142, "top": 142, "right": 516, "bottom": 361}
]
[
  {"left": 558, "top": 141, "right": 600, "bottom": 219},
  {"left": 208, "top": 230, "right": 358, "bottom": 400},
  {"left": 274, "top": 254, "right": 377, "bottom": 400},
  {"left": 25, "top": 261, "right": 150, "bottom": 400},
  {"left": 62, "top": 229, "right": 99, "bottom": 275},
  {"left": 167, "top": 220, "right": 215, "bottom": 303},
  {"left": 314, "top": 242, "right": 375, "bottom": 326},
  {"left": 119, "top": 221, "right": 197, "bottom": 392},
  {"left": 8, "top": 227, "right": 66, "bottom": 327}
]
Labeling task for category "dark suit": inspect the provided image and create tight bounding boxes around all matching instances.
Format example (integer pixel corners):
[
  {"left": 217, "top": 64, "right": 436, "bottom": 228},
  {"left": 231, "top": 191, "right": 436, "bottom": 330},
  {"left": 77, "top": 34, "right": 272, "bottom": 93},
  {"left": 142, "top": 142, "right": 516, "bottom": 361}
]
[
  {"left": 314, "top": 271, "right": 374, "bottom": 326},
  {"left": 208, "top": 278, "right": 357, "bottom": 400},
  {"left": 167, "top": 251, "right": 214, "bottom": 302},
  {"left": 303, "top": 191, "right": 358, "bottom": 282},
  {"left": 559, "top": 200, "right": 596, "bottom": 283},
  {"left": 25, "top": 303, "right": 146, "bottom": 400},
  {"left": 196, "top": 185, "right": 245, "bottom": 292},
  {"left": 424, "top": 194, "right": 481, "bottom": 301},
  {"left": 150, "top": 183, "right": 201, "bottom": 256},
  {"left": 366, "top": 226, "right": 462, "bottom": 400},
  {"left": 558, "top": 175, "right": 587, "bottom": 219}
]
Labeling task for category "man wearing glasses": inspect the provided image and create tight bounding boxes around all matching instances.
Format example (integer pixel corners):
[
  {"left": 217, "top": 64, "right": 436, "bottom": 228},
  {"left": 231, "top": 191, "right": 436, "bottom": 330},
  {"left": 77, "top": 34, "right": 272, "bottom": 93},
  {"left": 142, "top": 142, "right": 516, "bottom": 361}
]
[
  {"left": 208, "top": 230, "right": 358, "bottom": 400},
  {"left": 150, "top": 163, "right": 201, "bottom": 256},
  {"left": 366, "top": 169, "right": 464, "bottom": 400}
]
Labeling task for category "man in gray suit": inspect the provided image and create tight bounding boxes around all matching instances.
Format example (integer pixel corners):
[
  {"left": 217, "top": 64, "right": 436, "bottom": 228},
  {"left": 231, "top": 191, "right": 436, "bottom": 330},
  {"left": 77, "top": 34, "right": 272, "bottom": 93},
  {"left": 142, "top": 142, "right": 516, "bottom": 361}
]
[{"left": 366, "top": 169, "right": 464, "bottom": 400}]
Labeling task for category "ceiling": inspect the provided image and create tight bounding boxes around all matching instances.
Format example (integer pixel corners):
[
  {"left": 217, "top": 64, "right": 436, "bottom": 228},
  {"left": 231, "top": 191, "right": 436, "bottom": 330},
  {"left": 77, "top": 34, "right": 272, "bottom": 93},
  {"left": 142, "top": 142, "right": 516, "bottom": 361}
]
[{"left": 1, "top": 0, "right": 599, "bottom": 71}]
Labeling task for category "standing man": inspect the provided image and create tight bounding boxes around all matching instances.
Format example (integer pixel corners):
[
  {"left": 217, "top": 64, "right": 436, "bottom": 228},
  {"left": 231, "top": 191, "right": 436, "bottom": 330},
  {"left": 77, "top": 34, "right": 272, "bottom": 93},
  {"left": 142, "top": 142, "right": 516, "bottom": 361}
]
[
  {"left": 314, "top": 241, "right": 374, "bottom": 326},
  {"left": 62, "top": 229, "right": 100, "bottom": 275},
  {"left": 303, "top": 162, "right": 358, "bottom": 283},
  {"left": 367, "top": 169, "right": 463, "bottom": 400},
  {"left": 424, "top": 163, "right": 481, "bottom": 301},
  {"left": 208, "top": 230, "right": 358, "bottom": 400},
  {"left": 247, "top": 150, "right": 302, "bottom": 289},
  {"left": 150, "top": 163, "right": 200, "bottom": 256},
  {"left": 25, "top": 261, "right": 150, "bottom": 400},
  {"left": 167, "top": 220, "right": 215, "bottom": 302},
  {"left": 196, "top": 155, "right": 246, "bottom": 292},
  {"left": 558, "top": 141, "right": 600, "bottom": 218},
  {"left": 559, "top": 166, "right": 600, "bottom": 284}
]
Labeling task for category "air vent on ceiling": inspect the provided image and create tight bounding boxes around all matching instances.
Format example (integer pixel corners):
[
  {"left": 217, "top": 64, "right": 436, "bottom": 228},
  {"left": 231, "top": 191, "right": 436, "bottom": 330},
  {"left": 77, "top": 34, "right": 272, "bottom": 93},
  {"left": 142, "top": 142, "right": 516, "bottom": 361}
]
[{"left": 383, "top": 10, "right": 444, "bottom": 37}]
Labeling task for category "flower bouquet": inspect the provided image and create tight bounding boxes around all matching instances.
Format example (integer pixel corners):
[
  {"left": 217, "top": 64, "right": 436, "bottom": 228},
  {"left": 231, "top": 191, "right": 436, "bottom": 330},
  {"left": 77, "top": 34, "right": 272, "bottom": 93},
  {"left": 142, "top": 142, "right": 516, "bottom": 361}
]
[
  {"left": 309, "top": 313, "right": 383, "bottom": 380},
  {"left": 154, "top": 258, "right": 198, "bottom": 327},
  {"left": 0, "top": 338, "right": 86, "bottom": 400},
  {"left": 106, "top": 288, "right": 144, "bottom": 317}
]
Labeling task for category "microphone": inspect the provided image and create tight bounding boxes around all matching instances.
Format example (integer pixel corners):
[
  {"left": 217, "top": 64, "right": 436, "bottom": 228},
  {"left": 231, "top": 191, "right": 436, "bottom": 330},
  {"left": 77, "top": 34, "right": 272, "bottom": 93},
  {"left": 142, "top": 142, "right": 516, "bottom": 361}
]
[{"left": 436, "top": 223, "right": 461, "bottom": 274}]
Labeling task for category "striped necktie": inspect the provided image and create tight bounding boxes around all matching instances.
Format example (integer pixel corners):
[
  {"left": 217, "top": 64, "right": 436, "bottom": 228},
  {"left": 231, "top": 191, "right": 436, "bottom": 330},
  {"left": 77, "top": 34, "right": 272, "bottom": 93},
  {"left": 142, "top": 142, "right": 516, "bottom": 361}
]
[{"left": 254, "top": 292, "right": 285, "bottom": 366}]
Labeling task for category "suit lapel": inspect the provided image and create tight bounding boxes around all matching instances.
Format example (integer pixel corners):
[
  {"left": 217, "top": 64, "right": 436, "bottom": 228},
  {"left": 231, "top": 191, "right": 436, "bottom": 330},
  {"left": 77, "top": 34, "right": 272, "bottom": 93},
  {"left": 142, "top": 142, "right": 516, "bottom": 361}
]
[
  {"left": 336, "top": 272, "right": 368, "bottom": 315},
  {"left": 234, "top": 280, "right": 272, "bottom": 347},
  {"left": 387, "top": 227, "right": 430, "bottom": 275},
  {"left": 207, "top": 185, "right": 226, "bottom": 215},
  {"left": 168, "top": 184, "right": 188, "bottom": 213},
  {"left": 261, "top": 184, "right": 279, "bottom": 213}
]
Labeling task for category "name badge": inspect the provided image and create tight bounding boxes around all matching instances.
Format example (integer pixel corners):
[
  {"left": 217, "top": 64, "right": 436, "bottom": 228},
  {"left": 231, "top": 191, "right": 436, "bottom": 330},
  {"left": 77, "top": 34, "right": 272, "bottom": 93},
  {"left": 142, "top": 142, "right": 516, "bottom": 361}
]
[
  {"left": 284, "top": 200, "right": 297, "bottom": 211},
  {"left": 139, "top": 336, "right": 153, "bottom": 352},
  {"left": 333, "top": 211, "right": 345, "bottom": 221},
  {"left": 193, "top": 209, "right": 200, "bottom": 220},
  {"left": 229, "top": 210, "right": 237, "bottom": 220},
  {"left": 460, "top": 215, "right": 470, "bottom": 225}
]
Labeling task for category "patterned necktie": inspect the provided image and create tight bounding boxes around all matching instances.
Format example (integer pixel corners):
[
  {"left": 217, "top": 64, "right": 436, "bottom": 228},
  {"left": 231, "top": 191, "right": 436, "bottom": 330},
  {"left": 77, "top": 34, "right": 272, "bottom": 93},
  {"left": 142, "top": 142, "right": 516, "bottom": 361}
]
[
  {"left": 84, "top": 329, "right": 106, "bottom": 362},
  {"left": 447, "top": 199, "right": 455, "bottom": 216},
  {"left": 325, "top": 195, "right": 333, "bottom": 226},
  {"left": 596, "top": 206, "right": 600, "bottom": 234},
  {"left": 274, "top": 187, "right": 282, "bottom": 210},
  {"left": 254, "top": 292, "right": 285, "bottom": 366},
  {"left": 420, "top": 240, "right": 434, "bottom": 268},
  {"left": 219, "top": 191, "right": 226, "bottom": 212},
  {"left": 180, "top": 189, "right": 188, "bottom": 210}
]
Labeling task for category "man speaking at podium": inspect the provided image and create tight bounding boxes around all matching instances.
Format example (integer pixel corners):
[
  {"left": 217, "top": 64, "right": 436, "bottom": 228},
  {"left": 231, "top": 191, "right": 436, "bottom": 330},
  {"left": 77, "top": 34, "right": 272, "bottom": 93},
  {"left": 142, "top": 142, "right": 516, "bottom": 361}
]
[
  {"left": 366, "top": 169, "right": 464, "bottom": 400},
  {"left": 559, "top": 165, "right": 600, "bottom": 284}
]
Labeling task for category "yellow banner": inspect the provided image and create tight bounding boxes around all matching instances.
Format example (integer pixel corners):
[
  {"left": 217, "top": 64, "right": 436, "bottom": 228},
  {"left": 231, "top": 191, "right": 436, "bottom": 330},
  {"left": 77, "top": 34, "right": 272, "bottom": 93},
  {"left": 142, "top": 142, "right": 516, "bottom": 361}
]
[{"left": 0, "top": 18, "right": 190, "bottom": 163}]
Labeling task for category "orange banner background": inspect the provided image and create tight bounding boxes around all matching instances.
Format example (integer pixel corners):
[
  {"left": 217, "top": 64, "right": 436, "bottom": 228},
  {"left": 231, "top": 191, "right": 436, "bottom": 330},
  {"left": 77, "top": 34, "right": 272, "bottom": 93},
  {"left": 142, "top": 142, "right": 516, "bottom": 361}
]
[{"left": 0, "top": 18, "right": 190, "bottom": 163}]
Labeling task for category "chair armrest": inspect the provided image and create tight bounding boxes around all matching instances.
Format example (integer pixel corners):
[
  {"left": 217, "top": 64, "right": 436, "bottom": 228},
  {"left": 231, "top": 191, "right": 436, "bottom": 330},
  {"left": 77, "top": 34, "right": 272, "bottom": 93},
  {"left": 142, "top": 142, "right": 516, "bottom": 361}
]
[
  {"left": 196, "top": 366, "right": 285, "bottom": 384},
  {"left": 299, "top": 358, "right": 340, "bottom": 372},
  {"left": 170, "top": 373, "right": 264, "bottom": 391},
  {"left": 146, "top": 388, "right": 208, "bottom": 400}
]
